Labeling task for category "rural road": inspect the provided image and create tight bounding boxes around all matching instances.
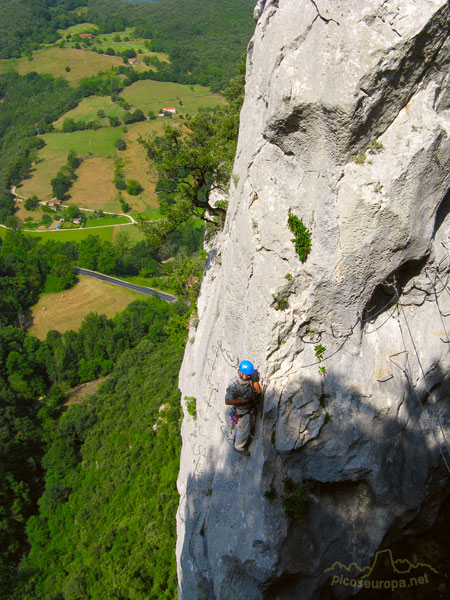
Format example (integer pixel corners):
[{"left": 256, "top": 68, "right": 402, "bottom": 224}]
[{"left": 74, "top": 268, "right": 177, "bottom": 303}]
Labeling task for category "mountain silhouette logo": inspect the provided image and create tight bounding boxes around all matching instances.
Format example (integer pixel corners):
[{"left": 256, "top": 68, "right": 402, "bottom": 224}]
[{"left": 324, "top": 549, "right": 439, "bottom": 578}]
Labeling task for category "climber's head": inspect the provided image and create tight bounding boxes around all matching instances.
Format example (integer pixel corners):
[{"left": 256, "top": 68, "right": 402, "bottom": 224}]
[{"left": 238, "top": 360, "right": 254, "bottom": 379}]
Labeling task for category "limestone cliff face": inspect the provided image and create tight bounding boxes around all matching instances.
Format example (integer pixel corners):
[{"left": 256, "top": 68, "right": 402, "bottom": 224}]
[{"left": 176, "top": 1, "right": 450, "bottom": 598}]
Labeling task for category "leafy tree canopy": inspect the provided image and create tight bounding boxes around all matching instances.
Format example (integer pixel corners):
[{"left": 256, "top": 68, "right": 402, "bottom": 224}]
[{"left": 138, "top": 61, "right": 245, "bottom": 245}]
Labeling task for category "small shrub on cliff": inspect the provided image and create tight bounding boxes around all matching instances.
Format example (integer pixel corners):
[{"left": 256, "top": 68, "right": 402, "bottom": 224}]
[
  {"left": 314, "top": 344, "right": 326, "bottom": 362},
  {"left": 287, "top": 211, "right": 311, "bottom": 262},
  {"left": 273, "top": 292, "right": 289, "bottom": 311},
  {"left": 319, "top": 393, "right": 329, "bottom": 409},
  {"left": 367, "top": 140, "right": 384, "bottom": 153},
  {"left": 282, "top": 478, "right": 316, "bottom": 523},
  {"left": 315, "top": 344, "right": 326, "bottom": 375},
  {"left": 264, "top": 485, "right": 278, "bottom": 501},
  {"left": 185, "top": 396, "right": 197, "bottom": 419}
]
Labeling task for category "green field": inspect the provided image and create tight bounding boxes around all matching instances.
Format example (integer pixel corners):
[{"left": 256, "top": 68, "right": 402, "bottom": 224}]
[
  {"left": 53, "top": 97, "right": 126, "bottom": 128},
  {"left": 58, "top": 23, "right": 99, "bottom": 36},
  {"left": 85, "top": 216, "right": 130, "bottom": 227},
  {"left": 58, "top": 25, "right": 169, "bottom": 64},
  {"left": 89, "top": 28, "right": 169, "bottom": 61},
  {"left": 112, "top": 224, "right": 146, "bottom": 244},
  {"left": 0, "top": 47, "right": 123, "bottom": 85},
  {"left": 120, "top": 80, "right": 225, "bottom": 115},
  {"left": 11, "top": 223, "right": 147, "bottom": 244},
  {"left": 4, "top": 43, "right": 225, "bottom": 223},
  {"left": 29, "top": 275, "right": 142, "bottom": 340},
  {"left": 42, "top": 128, "right": 123, "bottom": 157},
  {"left": 24, "top": 226, "right": 114, "bottom": 243},
  {"left": 18, "top": 128, "right": 123, "bottom": 201},
  {"left": 135, "top": 205, "right": 162, "bottom": 220},
  {"left": 0, "top": 223, "right": 146, "bottom": 244}
]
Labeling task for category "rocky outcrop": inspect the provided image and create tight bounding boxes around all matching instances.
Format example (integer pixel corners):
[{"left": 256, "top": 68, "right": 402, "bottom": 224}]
[{"left": 177, "top": 1, "right": 450, "bottom": 598}]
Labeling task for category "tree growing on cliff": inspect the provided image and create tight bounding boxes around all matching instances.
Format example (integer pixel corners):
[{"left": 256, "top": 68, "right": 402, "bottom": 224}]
[{"left": 137, "top": 60, "right": 245, "bottom": 246}]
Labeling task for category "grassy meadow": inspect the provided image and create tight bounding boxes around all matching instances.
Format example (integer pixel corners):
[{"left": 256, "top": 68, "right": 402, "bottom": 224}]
[
  {"left": 120, "top": 119, "right": 167, "bottom": 211},
  {"left": 16, "top": 223, "right": 146, "bottom": 244},
  {"left": 24, "top": 226, "right": 114, "bottom": 243},
  {"left": 42, "top": 128, "right": 123, "bottom": 156},
  {"left": 2, "top": 26, "right": 224, "bottom": 247},
  {"left": 19, "top": 128, "right": 123, "bottom": 202},
  {"left": 69, "top": 156, "right": 119, "bottom": 212},
  {"left": 19, "top": 117, "right": 166, "bottom": 213},
  {"left": 120, "top": 80, "right": 225, "bottom": 115},
  {"left": 85, "top": 216, "right": 130, "bottom": 227},
  {"left": 0, "top": 47, "right": 123, "bottom": 85},
  {"left": 58, "top": 25, "right": 169, "bottom": 69},
  {"left": 86, "top": 27, "right": 169, "bottom": 62},
  {"left": 29, "top": 275, "right": 142, "bottom": 340},
  {"left": 53, "top": 97, "right": 126, "bottom": 128}
]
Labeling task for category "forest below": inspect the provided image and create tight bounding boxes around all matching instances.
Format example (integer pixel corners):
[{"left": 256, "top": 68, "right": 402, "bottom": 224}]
[
  {"left": 0, "top": 1, "right": 251, "bottom": 598},
  {"left": 0, "top": 220, "right": 206, "bottom": 598}
]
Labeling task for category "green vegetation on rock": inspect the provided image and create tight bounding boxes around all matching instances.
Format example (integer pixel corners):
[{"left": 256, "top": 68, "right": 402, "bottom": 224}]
[{"left": 287, "top": 211, "right": 312, "bottom": 263}]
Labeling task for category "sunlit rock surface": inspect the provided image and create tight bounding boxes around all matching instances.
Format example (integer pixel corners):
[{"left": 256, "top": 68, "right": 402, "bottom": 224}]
[{"left": 177, "top": 1, "right": 450, "bottom": 598}]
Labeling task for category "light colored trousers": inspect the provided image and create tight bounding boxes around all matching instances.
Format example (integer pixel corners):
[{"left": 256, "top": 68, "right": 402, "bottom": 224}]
[{"left": 235, "top": 411, "right": 251, "bottom": 450}]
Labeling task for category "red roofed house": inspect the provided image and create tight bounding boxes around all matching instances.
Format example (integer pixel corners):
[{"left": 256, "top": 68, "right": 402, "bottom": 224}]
[
  {"left": 163, "top": 107, "right": 177, "bottom": 114},
  {"left": 79, "top": 33, "right": 92, "bottom": 38},
  {"left": 48, "top": 198, "right": 61, "bottom": 210}
]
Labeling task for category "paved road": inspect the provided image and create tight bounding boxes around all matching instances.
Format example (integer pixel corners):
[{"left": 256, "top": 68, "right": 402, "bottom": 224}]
[{"left": 74, "top": 268, "right": 177, "bottom": 303}]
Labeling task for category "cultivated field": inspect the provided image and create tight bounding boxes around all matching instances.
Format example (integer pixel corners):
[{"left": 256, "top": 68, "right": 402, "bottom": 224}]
[
  {"left": 85, "top": 216, "right": 130, "bottom": 227},
  {"left": 120, "top": 80, "right": 225, "bottom": 116},
  {"left": 29, "top": 275, "right": 142, "bottom": 340},
  {"left": 69, "top": 157, "right": 119, "bottom": 211},
  {"left": 0, "top": 47, "right": 123, "bottom": 85},
  {"left": 58, "top": 25, "right": 169, "bottom": 70},
  {"left": 19, "top": 129, "right": 123, "bottom": 202},
  {"left": 18, "top": 145, "right": 67, "bottom": 201},
  {"left": 53, "top": 97, "right": 126, "bottom": 128},
  {"left": 42, "top": 128, "right": 123, "bottom": 157},
  {"left": 25, "top": 226, "right": 114, "bottom": 243},
  {"left": 22, "top": 223, "right": 146, "bottom": 244},
  {"left": 120, "top": 119, "right": 166, "bottom": 212},
  {"left": 5, "top": 41, "right": 225, "bottom": 233},
  {"left": 112, "top": 225, "right": 146, "bottom": 245}
]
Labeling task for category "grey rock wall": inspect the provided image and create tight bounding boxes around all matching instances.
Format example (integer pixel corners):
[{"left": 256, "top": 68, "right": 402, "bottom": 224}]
[{"left": 177, "top": 1, "right": 450, "bottom": 598}]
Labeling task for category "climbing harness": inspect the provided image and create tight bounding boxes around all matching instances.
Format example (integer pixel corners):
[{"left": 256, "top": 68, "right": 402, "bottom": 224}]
[{"left": 229, "top": 407, "right": 239, "bottom": 428}]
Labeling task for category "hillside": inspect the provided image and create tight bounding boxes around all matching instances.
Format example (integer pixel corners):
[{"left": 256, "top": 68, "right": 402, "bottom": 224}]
[
  {"left": 0, "top": 0, "right": 252, "bottom": 226},
  {"left": 0, "top": 0, "right": 254, "bottom": 91},
  {"left": 0, "top": 1, "right": 251, "bottom": 598},
  {"left": 20, "top": 324, "right": 186, "bottom": 600}
]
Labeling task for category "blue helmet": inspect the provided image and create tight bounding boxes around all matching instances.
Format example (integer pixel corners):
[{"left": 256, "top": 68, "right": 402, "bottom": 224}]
[{"left": 238, "top": 360, "right": 255, "bottom": 375}]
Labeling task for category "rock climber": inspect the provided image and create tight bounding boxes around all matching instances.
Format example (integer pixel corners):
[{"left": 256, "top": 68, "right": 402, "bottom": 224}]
[{"left": 225, "top": 360, "right": 261, "bottom": 456}]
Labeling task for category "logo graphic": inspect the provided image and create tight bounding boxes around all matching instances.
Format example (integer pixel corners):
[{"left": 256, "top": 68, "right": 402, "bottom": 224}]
[{"left": 324, "top": 549, "right": 438, "bottom": 592}]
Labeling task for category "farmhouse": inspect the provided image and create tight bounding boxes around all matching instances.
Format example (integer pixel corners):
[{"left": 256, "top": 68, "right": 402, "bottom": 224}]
[
  {"left": 48, "top": 198, "right": 61, "bottom": 210},
  {"left": 163, "top": 107, "right": 177, "bottom": 114},
  {"left": 79, "top": 33, "right": 93, "bottom": 38},
  {"left": 129, "top": 58, "right": 140, "bottom": 66},
  {"left": 73, "top": 218, "right": 81, "bottom": 225}
]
